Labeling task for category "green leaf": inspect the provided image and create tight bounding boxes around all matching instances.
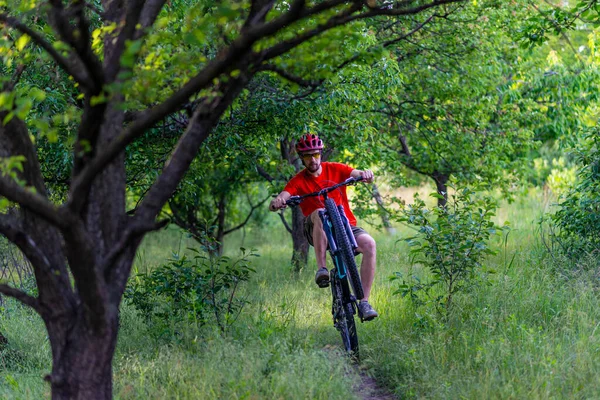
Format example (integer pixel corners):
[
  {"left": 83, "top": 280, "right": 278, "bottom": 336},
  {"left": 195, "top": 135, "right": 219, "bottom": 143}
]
[
  {"left": 90, "top": 92, "right": 107, "bottom": 106},
  {"left": 15, "top": 34, "right": 30, "bottom": 51}
]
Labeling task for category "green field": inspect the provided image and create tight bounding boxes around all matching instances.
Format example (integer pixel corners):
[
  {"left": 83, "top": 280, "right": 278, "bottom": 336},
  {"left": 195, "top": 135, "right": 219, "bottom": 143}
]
[{"left": 1, "top": 190, "right": 599, "bottom": 399}]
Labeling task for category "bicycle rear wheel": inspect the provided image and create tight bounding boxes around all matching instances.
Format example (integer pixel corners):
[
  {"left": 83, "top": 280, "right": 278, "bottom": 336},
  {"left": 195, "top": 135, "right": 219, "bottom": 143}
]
[
  {"left": 324, "top": 198, "right": 364, "bottom": 300},
  {"left": 331, "top": 273, "right": 359, "bottom": 357}
]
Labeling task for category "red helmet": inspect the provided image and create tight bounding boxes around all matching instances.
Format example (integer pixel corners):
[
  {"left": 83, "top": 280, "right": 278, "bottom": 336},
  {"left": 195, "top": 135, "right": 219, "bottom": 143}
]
[{"left": 295, "top": 134, "right": 324, "bottom": 153}]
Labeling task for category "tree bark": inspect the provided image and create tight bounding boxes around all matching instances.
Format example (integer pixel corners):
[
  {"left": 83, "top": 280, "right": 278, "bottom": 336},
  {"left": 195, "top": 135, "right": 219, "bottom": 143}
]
[
  {"left": 215, "top": 194, "right": 226, "bottom": 256},
  {"left": 432, "top": 172, "right": 449, "bottom": 208},
  {"left": 46, "top": 310, "right": 118, "bottom": 400},
  {"left": 281, "top": 138, "right": 309, "bottom": 271},
  {"left": 290, "top": 206, "right": 309, "bottom": 271},
  {"left": 372, "top": 184, "right": 396, "bottom": 234}
]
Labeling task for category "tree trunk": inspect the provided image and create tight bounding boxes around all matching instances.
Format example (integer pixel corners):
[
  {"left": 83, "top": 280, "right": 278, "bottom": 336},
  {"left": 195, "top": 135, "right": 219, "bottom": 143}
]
[
  {"left": 215, "top": 195, "right": 226, "bottom": 256},
  {"left": 281, "top": 138, "right": 310, "bottom": 270},
  {"left": 47, "top": 313, "right": 118, "bottom": 400},
  {"left": 432, "top": 172, "right": 449, "bottom": 208},
  {"left": 372, "top": 184, "right": 396, "bottom": 234},
  {"left": 291, "top": 206, "right": 309, "bottom": 271}
]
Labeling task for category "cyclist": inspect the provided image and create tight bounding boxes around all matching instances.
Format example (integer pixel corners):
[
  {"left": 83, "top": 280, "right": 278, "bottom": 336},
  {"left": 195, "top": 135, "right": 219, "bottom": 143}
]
[{"left": 269, "top": 133, "right": 378, "bottom": 320}]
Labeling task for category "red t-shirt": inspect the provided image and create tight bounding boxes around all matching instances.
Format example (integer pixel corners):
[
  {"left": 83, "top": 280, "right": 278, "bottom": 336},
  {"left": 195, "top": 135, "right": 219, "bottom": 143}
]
[{"left": 284, "top": 162, "right": 357, "bottom": 226}]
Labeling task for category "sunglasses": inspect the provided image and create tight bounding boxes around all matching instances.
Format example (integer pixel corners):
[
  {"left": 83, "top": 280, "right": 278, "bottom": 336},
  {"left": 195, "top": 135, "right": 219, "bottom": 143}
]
[{"left": 300, "top": 153, "right": 321, "bottom": 161}]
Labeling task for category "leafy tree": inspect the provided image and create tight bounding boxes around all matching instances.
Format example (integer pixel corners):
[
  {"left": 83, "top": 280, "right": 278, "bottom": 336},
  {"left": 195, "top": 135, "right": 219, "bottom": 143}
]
[
  {"left": 363, "top": 3, "right": 541, "bottom": 205},
  {"left": 168, "top": 138, "right": 271, "bottom": 256},
  {"left": 0, "top": 0, "right": 462, "bottom": 397},
  {"left": 517, "top": 0, "right": 600, "bottom": 256},
  {"left": 306, "top": 0, "right": 600, "bottom": 209}
]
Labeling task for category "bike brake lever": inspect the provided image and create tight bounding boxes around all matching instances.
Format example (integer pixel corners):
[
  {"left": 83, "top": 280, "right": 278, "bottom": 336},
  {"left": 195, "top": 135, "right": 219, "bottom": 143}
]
[{"left": 286, "top": 196, "right": 301, "bottom": 206}]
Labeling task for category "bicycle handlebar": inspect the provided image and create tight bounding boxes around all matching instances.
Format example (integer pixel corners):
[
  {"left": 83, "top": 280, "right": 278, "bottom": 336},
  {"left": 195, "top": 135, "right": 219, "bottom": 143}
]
[{"left": 285, "top": 176, "right": 363, "bottom": 207}]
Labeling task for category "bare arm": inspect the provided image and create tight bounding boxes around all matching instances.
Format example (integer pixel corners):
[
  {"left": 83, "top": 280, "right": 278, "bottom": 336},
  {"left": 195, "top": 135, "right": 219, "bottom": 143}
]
[
  {"left": 269, "top": 191, "right": 292, "bottom": 211},
  {"left": 350, "top": 169, "right": 374, "bottom": 183}
]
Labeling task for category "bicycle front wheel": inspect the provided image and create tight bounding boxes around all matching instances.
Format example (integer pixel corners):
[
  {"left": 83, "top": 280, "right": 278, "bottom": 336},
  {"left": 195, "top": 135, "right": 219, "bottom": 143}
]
[
  {"left": 324, "top": 198, "right": 364, "bottom": 300},
  {"left": 331, "top": 274, "right": 359, "bottom": 357}
]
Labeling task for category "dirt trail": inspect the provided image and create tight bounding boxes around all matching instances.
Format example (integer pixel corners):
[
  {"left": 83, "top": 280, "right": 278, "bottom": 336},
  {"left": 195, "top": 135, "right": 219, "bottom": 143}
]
[
  {"left": 355, "top": 371, "right": 396, "bottom": 400},
  {"left": 322, "top": 344, "right": 396, "bottom": 399}
]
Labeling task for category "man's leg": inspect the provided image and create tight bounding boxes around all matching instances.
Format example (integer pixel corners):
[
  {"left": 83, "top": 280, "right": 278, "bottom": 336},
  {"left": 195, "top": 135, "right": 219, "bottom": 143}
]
[
  {"left": 309, "top": 209, "right": 327, "bottom": 269},
  {"left": 355, "top": 233, "right": 376, "bottom": 301},
  {"left": 307, "top": 209, "right": 331, "bottom": 287}
]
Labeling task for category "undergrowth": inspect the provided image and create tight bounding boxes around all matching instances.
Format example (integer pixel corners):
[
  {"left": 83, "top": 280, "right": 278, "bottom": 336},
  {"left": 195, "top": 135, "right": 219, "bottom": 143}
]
[{"left": 1, "top": 190, "right": 599, "bottom": 399}]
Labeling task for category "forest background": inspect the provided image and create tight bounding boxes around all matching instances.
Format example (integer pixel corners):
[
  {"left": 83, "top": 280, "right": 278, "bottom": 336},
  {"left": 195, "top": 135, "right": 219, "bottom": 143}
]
[{"left": 1, "top": 0, "right": 600, "bottom": 398}]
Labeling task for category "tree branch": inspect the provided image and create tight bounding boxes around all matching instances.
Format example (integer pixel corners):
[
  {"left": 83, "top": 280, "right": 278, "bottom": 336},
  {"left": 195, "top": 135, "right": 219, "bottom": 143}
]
[
  {"left": 137, "top": 0, "right": 169, "bottom": 37},
  {"left": 70, "top": 0, "right": 104, "bottom": 86},
  {"left": 0, "top": 176, "right": 70, "bottom": 230},
  {"left": 0, "top": 211, "right": 53, "bottom": 273},
  {"left": 388, "top": 105, "right": 412, "bottom": 157},
  {"left": 278, "top": 211, "right": 293, "bottom": 234},
  {"left": 105, "top": 0, "right": 146, "bottom": 82},
  {"left": 101, "top": 218, "right": 169, "bottom": 274},
  {"left": 2, "top": 64, "right": 25, "bottom": 92},
  {"left": 0, "top": 13, "right": 94, "bottom": 88},
  {"left": 259, "top": 2, "right": 362, "bottom": 61},
  {"left": 48, "top": 0, "right": 104, "bottom": 90},
  {"left": 133, "top": 72, "right": 253, "bottom": 228},
  {"left": 244, "top": 0, "right": 277, "bottom": 28},
  {"left": 224, "top": 194, "right": 271, "bottom": 235},
  {"left": 0, "top": 284, "right": 40, "bottom": 312},
  {"left": 336, "top": 14, "right": 436, "bottom": 74},
  {"left": 260, "top": 0, "right": 463, "bottom": 62},
  {"left": 256, "top": 164, "right": 276, "bottom": 182},
  {"left": 531, "top": 1, "right": 584, "bottom": 68},
  {"left": 84, "top": 0, "right": 104, "bottom": 17},
  {"left": 381, "top": 14, "right": 435, "bottom": 47}
]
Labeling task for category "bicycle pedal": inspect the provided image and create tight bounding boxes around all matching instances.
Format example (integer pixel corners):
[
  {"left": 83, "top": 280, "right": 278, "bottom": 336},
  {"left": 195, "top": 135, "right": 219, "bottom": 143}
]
[{"left": 317, "top": 279, "right": 330, "bottom": 288}]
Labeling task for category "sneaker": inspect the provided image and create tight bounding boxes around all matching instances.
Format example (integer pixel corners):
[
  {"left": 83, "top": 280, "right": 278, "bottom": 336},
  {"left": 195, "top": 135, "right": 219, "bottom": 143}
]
[
  {"left": 315, "top": 267, "right": 330, "bottom": 288},
  {"left": 358, "top": 301, "right": 378, "bottom": 321}
]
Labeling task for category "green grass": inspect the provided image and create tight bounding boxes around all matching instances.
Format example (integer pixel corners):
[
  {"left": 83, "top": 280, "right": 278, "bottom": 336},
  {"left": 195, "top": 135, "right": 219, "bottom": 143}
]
[
  {"left": 2, "top": 189, "right": 600, "bottom": 398},
  {"left": 0, "top": 301, "right": 51, "bottom": 399}
]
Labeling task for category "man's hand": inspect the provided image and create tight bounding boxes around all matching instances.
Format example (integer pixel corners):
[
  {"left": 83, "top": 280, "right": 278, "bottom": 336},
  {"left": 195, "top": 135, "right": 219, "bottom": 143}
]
[
  {"left": 359, "top": 169, "right": 374, "bottom": 183},
  {"left": 269, "top": 191, "right": 291, "bottom": 211}
]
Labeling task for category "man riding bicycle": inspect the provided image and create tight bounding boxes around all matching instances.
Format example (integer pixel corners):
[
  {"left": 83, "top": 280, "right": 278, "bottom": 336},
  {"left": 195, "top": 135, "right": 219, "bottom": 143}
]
[{"left": 269, "top": 133, "right": 378, "bottom": 321}]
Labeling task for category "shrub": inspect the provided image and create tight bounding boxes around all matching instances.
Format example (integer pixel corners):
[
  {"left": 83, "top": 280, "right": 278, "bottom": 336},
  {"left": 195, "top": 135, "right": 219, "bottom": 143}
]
[
  {"left": 551, "top": 132, "right": 600, "bottom": 258},
  {"left": 125, "top": 247, "right": 257, "bottom": 335},
  {"left": 392, "top": 188, "right": 506, "bottom": 313}
]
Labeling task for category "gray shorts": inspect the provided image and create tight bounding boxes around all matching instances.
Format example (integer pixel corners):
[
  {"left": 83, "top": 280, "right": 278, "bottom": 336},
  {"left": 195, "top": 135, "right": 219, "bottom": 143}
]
[{"left": 304, "top": 213, "right": 367, "bottom": 247}]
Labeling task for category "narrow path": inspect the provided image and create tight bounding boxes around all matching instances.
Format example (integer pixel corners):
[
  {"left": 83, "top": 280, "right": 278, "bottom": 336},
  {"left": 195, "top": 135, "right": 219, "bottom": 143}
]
[
  {"left": 323, "top": 344, "right": 396, "bottom": 399},
  {"left": 355, "top": 371, "right": 396, "bottom": 400}
]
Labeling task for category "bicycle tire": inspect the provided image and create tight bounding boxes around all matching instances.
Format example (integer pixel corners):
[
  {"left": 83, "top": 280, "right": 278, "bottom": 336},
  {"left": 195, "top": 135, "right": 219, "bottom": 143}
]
[
  {"left": 324, "top": 198, "right": 364, "bottom": 300},
  {"left": 331, "top": 274, "right": 359, "bottom": 357}
]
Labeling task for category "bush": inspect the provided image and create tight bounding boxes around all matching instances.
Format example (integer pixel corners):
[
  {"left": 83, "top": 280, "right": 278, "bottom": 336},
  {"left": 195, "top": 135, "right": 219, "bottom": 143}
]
[
  {"left": 551, "top": 132, "right": 600, "bottom": 258},
  {"left": 392, "top": 188, "right": 506, "bottom": 313},
  {"left": 125, "top": 247, "right": 257, "bottom": 335}
]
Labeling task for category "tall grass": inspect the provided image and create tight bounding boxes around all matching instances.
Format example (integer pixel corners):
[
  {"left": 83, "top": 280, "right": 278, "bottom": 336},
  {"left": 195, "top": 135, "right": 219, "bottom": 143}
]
[
  {"left": 356, "top": 190, "right": 600, "bottom": 398},
  {"left": 1, "top": 189, "right": 599, "bottom": 398}
]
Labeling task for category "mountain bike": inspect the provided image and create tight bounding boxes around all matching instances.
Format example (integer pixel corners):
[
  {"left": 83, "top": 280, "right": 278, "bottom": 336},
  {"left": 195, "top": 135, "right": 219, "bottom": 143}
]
[{"left": 286, "top": 176, "right": 365, "bottom": 359}]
